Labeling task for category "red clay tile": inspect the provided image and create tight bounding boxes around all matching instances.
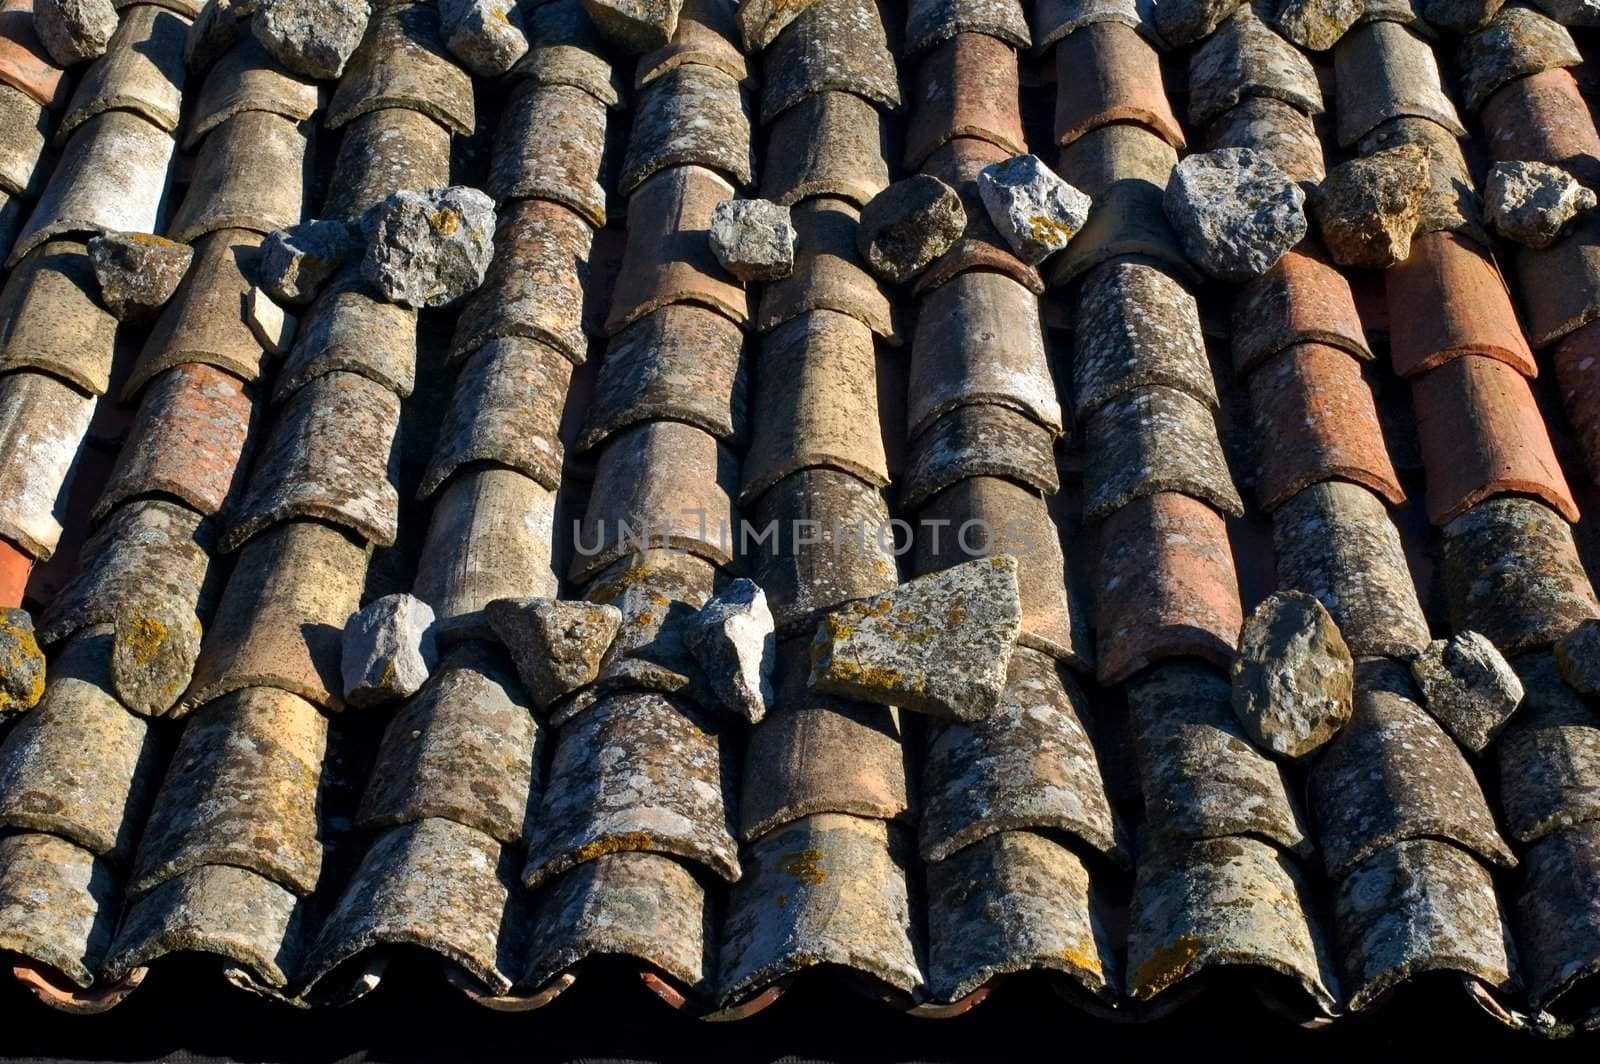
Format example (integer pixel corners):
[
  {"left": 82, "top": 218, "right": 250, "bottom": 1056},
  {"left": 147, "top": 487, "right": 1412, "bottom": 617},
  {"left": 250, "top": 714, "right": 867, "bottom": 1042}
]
[
  {"left": 0, "top": 0, "right": 66, "bottom": 110},
  {"left": 1515, "top": 215, "right": 1600, "bottom": 349},
  {"left": 1053, "top": 23, "right": 1185, "bottom": 150},
  {"left": 1095, "top": 491, "right": 1243, "bottom": 685},
  {"left": 905, "top": 33, "right": 1025, "bottom": 171},
  {"left": 1411, "top": 353, "right": 1578, "bottom": 525},
  {"left": 1553, "top": 319, "right": 1600, "bottom": 486},
  {"left": 1248, "top": 341, "right": 1405, "bottom": 511},
  {"left": 1481, "top": 67, "right": 1600, "bottom": 189},
  {"left": 0, "top": 536, "right": 29, "bottom": 607},
  {"left": 1386, "top": 230, "right": 1536, "bottom": 379},
  {"left": 1231, "top": 244, "right": 1372, "bottom": 376}
]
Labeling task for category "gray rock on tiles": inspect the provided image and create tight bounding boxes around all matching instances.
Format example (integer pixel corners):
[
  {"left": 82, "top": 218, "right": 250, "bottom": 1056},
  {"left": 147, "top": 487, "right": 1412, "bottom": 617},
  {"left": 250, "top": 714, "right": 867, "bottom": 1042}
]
[
  {"left": 1484, "top": 160, "right": 1596, "bottom": 250},
  {"left": 87, "top": 232, "right": 194, "bottom": 320},
  {"left": 856, "top": 175, "right": 967, "bottom": 284},
  {"left": 976, "top": 154, "right": 1091, "bottom": 266},
  {"left": 583, "top": 0, "right": 682, "bottom": 51},
  {"left": 440, "top": 0, "right": 529, "bottom": 77},
  {"left": 0, "top": 609, "right": 44, "bottom": 714},
  {"left": 187, "top": 0, "right": 252, "bottom": 71},
  {"left": 111, "top": 598, "right": 203, "bottom": 717},
  {"left": 1529, "top": 0, "right": 1600, "bottom": 23},
  {"left": 341, "top": 593, "right": 439, "bottom": 709},
  {"left": 810, "top": 556, "right": 1023, "bottom": 722},
  {"left": 1314, "top": 144, "right": 1429, "bottom": 269},
  {"left": 1164, "top": 148, "right": 1306, "bottom": 283},
  {"left": 684, "top": 577, "right": 776, "bottom": 724},
  {"left": 709, "top": 198, "right": 795, "bottom": 282},
  {"left": 1231, "top": 590, "right": 1354, "bottom": 761},
  {"left": 252, "top": 0, "right": 370, "bottom": 80},
  {"left": 1269, "top": 0, "right": 1361, "bottom": 50},
  {"left": 1555, "top": 618, "right": 1600, "bottom": 696},
  {"left": 259, "top": 220, "right": 357, "bottom": 306},
  {"left": 1410, "top": 631, "right": 1524, "bottom": 753},
  {"left": 360, "top": 186, "right": 497, "bottom": 310},
  {"left": 34, "top": 0, "right": 117, "bottom": 67},
  {"left": 1153, "top": 0, "right": 1243, "bottom": 46},
  {"left": 485, "top": 598, "right": 623, "bottom": 712}
]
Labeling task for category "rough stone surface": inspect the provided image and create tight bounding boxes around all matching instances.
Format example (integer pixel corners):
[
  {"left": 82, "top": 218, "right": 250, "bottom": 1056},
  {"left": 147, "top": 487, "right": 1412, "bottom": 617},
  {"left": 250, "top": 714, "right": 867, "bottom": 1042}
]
[
  {"left": 1484, "top": 159, "right": 1596, "bottom": 250},
  {"left": 976, "top": 154, "right": 1091, "bottom": 267},
  {"left": 1154, "top": 0, "right": 1243, "bottom": 46},
  {"left": 1408, "top": 632, "right": 1524, "bottom": 753},
  {"left": 252, "top": 0, "right": 369, "bottom": 80},
  {"left": 111, "top": 596, "right": 203, "bottom": 718},
  {"left": 360, "top": 186, "right": 496, "bottom": 310},
  {"left": 440, "top": 0, "right": 527, "bottom": 76},
  {"left": 0, "top": 608, "right": 44, "bottom": 713},
  {"left": 1314, "top": 145, "right": 1429, "bottom": 269},
  {"left": 1529, "top": 0, "right": 1600, "bottom": 22},
  {"left": 810, "top": 556, "right": 1023, "bottom": 722},
  {"left": 856, "top": 175, "right": 966, "bottom": 284},
  {"left": 1555, "top": 618, "right": 1600, "bottom": 696},
  {"left": 1421, "top": 0, "right": 1503, "bottom": 33},
  {"left": 1230, "top": 591, "right": 1354, "bottom": 762},
  {"left": 34, "top": 0, "right": 116, "bottom": 67},
  {"left": 340, "top": 593, "right": 439, "bottom": 709},
  {"left": 485, "top": 598, "right": 623, "bottom": 712},
  {"left": 583, "top": 0, "right": 680, "bottom": 51},
  {"left": 1164, "top": 148, "right": 1306, "bottom": 283},
  {"left": 684, "top": 578, "right": 775, "bottom": 725},
  {"left": 259, "top": 220, "right": 356, "bottom": 306},
  {"left": 709, "top": 198, "right": 794, "bottom": 283},
  {"left": 1269, "top": 0, "right": 1360, "bottom": 50},
  {"left": 87, "top": 232, "right": 193, "bottom": 320}
]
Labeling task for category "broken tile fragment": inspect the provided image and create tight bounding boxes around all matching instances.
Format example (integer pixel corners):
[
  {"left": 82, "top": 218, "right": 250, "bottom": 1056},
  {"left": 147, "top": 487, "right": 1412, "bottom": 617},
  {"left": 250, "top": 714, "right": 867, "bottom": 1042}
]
[
  {"left": 439, "top": 0, "right": 526, "bottom": 76},
  {"left": 977, "top": 154, "right": 1089, "bottom": 266},
  {"left": 485, "top": 597, "right": 622, "bottom": 712},
  {"left": 244, "top": 286, "right": 294, "bottom": 356},
  {"left": 340, "top": 592, "right": 438, "bottom": 709},
  {"left": 259, "top": 219, "right": 355, "bottom": 306},
  {"left": 684, "top": 577, "right": 775, "bottom": 723},
  {"left": 1231, "top": 590, "right": 1354, "bottom": 761},
  {"left": 1314, "top": 144, "right": 1429, "bottom": 269},
  {"left": 856, "top": 175, "right": 966, "bottom": 284},
  {"left": 33, "top": 0, "right": 114, "bottom": 67},
  {"left": 85, "top": 232, "right": 192, "bottom": 320},
  {"left": 584, "top": 0, "right": 680, "bottom": 51},
  {"left": 1268, "top": 0, "right": 1360, "bottom": 50},
  {"left": 251, "top": 0, "right": 368, "bottom": 80},
  {"left": 810, "top": 556, "right": 1022, "bottom": 722},
  {"left": 1410, "top": 631, "right": 1524, "bottom": 753},
  {"left": 1484, "top": 159, "right": 1595, "bottom": 249},
  {"left": 0, "top": 607, "right": 43, "bottom": 713},
  {"left": 1555, "top": 619, "right": 1600, "bottom": 696},
  {"left": 1164, "top": 147, "right": 1305, "bottom": 283},
  {"left": 360, "top": 186, "right": 497, "bottom": 310},
  {"left": 709, "top": 197, "right": 794, "bottom": 282}
]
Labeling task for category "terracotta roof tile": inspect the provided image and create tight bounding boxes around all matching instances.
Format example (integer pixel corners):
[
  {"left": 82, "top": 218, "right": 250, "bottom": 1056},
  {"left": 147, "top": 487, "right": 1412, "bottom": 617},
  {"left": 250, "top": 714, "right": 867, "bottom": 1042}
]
[
  {"left": 1333, "top": 20, "right": 1464, "bottom": 148},
  {"left": 57, "top": 5, "right": 187, "bottom": 143},
  {"left": 757, "top": 0, "right": 900, "bottom": 124},
  {"left": 1482, "top": 67, "right": 1600, "bottom": 188},
  {"left": 755, "top": 196, "right": 895, "bottom": 338},
  {"left": 907, "top": 32, "right": 1026, "bottom": 169},
  {"left": 0, "top": 240, "right": 118, "bottom": 395},
  {"left": 916, "top": 135, "right": 1044, "bottom": 295},
  {"left": 1054, "top": 22, "right": 1183, "bottom": 149},
  {"left": 638, "top": 0, "right": 748, "bottom": 86},
  {"left": 1386, "top": 229, "right": 1535, "bottom": 378},
  {"left": 326, "top": 2, "right": 474, "bottom": 135},
  {"left": 0, "top": 0, "right": 67, "bottom": 110},
  {"left": 127, "top": 229, "right": 268, "bottom": 396},
  {"left": 166, "top": 110, "right": 308, "bottom": 244},
  {"left": 1231, "top": 243, "right": 1372, "bottom": 375},
  {"left": 489, "top": 80, "right": 609, "bottom": 227},
  {"left": 274, "top": 270, "right": 418, "bottom": 401},
  {"left": 185, "top": 34, "right": 319, "bottom": 151},
  {"left": 758, "top": 89, "right": 890, "bottom": 208}
]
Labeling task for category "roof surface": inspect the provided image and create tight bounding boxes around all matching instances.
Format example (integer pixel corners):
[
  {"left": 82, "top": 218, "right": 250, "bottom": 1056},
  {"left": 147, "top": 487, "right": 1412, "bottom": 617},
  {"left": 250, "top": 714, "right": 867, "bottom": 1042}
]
[{"left": 1, "top": 0, "right": 1600, "bottom": 1046}]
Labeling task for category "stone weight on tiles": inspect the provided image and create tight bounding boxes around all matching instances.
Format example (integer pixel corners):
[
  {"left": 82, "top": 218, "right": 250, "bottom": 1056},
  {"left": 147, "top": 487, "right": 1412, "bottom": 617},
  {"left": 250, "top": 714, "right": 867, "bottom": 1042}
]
[
  {"left": 1270, "top": 0, "right": 1361, "bottom": 50},
  {"left": 517, "top": 0, "right": 623, "bottom": 108},
  {"left": 166, "top": 109, "right": 308, "bottom": 245},
  {"left": 1388, "top": 231, "right": 1534, "bottom": 377},
  {"left": 360, "top": 186, "right": 496, "bottom": 310},
  {"left": 1130, "top": 661, "right": 1312, "bottom": 857},
  {"left": 1458, "top": 6, "right": 1580, "bottom": 114},
  {"left": 0, "top": 607, "right": 42, "bottom": 712},
  {"left": 326, "top": 2, "right": 471, "bottom": 134},
  {"left": 904, "top": 32, "right": 1026, "bottom": 172},
  {"left": 1231, "top": 246, "right": 1371, "bottom": 376},
  {"left": 1188, "top": 9, "right": 1323, "bottom": 130},
  {"left": 33, "top": 0, "right": 115, "bottom": 67},
  {"left": 921, "top": 646, "right": 1122, "bottom": 864},
  {"left": 86, "top": 232, "right": 192, "bottom": 321},
  {"left": 58, "top": 5, "right": 187, "bottom": 142},
  {"left": 251, "top": 0, "right": 368, "bottom": 81},
  {"left": 621, "top": 63, "right": 752, "bottom": 195},
  {"left": 484, "top": 597, "right": 622, "bottom": 713},
  {"left": 709, "top": 198, "right": 796, "bottom": 283},
  {"left": 740, "top": 637, "right": 909, "bottom": 840},
  {"left": 757, "top": 0, "right": 899, "bottom": 126},
  {"left": 1311, "top": 659, "right": 1516, "bottom": 879},
  {"left": 524, "top": 690, "right": 738, "bottom": 887},
  {"left": 1054, "top": 22, "right": 1183, "bottom": 150},
  {"left": 637, "top": 0, "right": 746, "bottom": 88},
  {"left": 258, "top": 219, "right": 356, "bottom": 307},
  {"left": 185, "top": 35, "right": 318, "bottom": 149},
  {"left": 0, "top": 833, "right": 119, "bottom": 988},
  {"left": 360, "top": 643, "right": 540, "bottom": 844},
  {"left": 1418, "top": 0, "right": 1503, "bottom": 33},
  {"left": 1204, "top": 96, "right": 1326, "bottom": 189},
  {"left": 916, "top": 137, "right": 1045, "bottom": 297},
  {"left": 1314, "top": 145, "right": 1429, "bottom": 271},
  {"left": 856, "top": 175, "right": 966, "bottom": 286},
  {"left": 1095, "top": 492, "right": 1244, "bottom": 685},
  {"left": 759, "top": 90, "right": 889, "bottom": 209},
  {"left": 1515, "top": 823, "right": 1600, "bottom": 1016},
  {"left": 127, "top": 229, "right": 268, "bottom": 396},
  {"left": 340, "top": 593, "right": 437, "bottom": 709},
  {"left": 583, "top": 0, "right": 681, "bottom": 52},
  {"left": 489, "top": 80, "right": 608, "bottom": 228},
  {"left": 1498, "top": 653, "right": 1600, "bottom": 845},
  {"left": 1164, "top": 148, "right": 1305, "bottom": 283},
  {"left": 684, "top": 577, "right": 775, "bottom": 723},
  {"left": 1072, "top": 259, "right": 1215, "bottom": 420},
  {"left": 0, "top": 368, "right": 95, "bottom": 561},
  {"left": 900, "top": 403, "right": 1060, "bottom": 512},
  {"left": 453, "top": 198, "right": 593, "bottom": 365},
  {"left": 1083, "top": 386, "right": 1243, "bottom": 521},
  {"left": 0, "top": 240, "right": 118, "bottom": 393},
  {"left": 1358, "top": 117, "right": 1487, "bottom": 243},
  {"left": 1333, "top": 21, "right": 1465, "bottom": 148},
  {"left": 926, "top": 830, "right": 1117, "bottom": 1008},
  {"left": 1410, "top": 631, "right": 1524, "bottom": 753},
  {"left": 1485, "top": 160, "right": 1595, "bottom": 250},
  {"left": 976, "top": 154, "right": 1090, "bottom": 267},
  {"left": 274, "top": 269, "right": 416, "bottom": 402},
  {"left": 326, "top": 106, "right": 453, "bottom": 223},
  {"left": 440, "top": 0, "right": 527, "bottom": 77},
  {"left": 1231, "top": 590, "right": 1354, "bottom": 762}
]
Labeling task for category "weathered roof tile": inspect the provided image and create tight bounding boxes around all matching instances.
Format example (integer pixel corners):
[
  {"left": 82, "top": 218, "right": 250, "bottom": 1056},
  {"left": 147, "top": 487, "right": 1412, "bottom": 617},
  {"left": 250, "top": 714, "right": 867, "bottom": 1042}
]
[
  {"left": 1057, "top": 23, "right": 1183, "bottom": 149},
  {"left": 1333, "top": 20, "right": 1464, "bottom": 147},
  {"left": 1083, "top": 385, "right": 1243, "bottom": 520},
  {"left": 59, "top": 5, "right": 188, "bottom": 142},
  {"left": 758, "top": 0, "right": 899, "bottom": 125},
  {"left": 489, "top": 80, "right": 609, "bottom": 228},
  {"left": 907, "top": 33, "right": 1025, "bottom": 170},
  {"left": 759, "top": 90, "right": 890, "bottom": 208},
  {"left": 185, "top": 34, "right": 319, "bottom": 150},
  {"left": 0, "top": 832, "right": 119, "bottom": 988},
  {"left": 902, "top": 402, "right": 1060, "bottom": 511},
  {"left": 622, "top": 63, "right": 753, "bottom": 194},
  {"left": 756, "top": 197, "right": 893, "bottom": 339},
  {"left": 0, "top": 239, "right": 119, "bottom": 395},
  {"left": 326, "top": 2, "right": 474, "bottom": 136},
  {"left": 128, "top": 229, "right": 268, "bottom": 397},
  {"left": 167, "top": 110, "right": 307, "bottom": 244},
  {"left": 0, "top": 367, "right": 96, "bottom": 560}
]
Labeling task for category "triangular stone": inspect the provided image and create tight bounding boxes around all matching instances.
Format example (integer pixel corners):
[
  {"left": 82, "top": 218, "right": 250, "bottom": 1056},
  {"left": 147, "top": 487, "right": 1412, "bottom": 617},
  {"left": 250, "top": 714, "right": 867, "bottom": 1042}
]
[{"left": 485, "top": 598, "right": 623, "bottom": 711}]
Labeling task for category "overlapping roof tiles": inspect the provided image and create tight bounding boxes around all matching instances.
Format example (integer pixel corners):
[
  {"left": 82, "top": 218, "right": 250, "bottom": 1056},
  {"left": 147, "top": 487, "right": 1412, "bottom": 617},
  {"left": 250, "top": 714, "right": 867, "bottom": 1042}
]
[{"left": 0, "top": 0, "right": 1599, "bottom": 1041}]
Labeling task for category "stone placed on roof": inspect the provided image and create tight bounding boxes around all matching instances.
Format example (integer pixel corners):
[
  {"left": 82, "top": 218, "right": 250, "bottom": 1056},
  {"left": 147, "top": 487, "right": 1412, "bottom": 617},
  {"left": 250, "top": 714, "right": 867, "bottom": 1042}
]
[
  {"left": 360, "top": 186, "right": 496, "bottom": 310},
  {"left": 917, "top": 136, "right": 1045, "bottom": 297},
  {"left": 1313, "top": 144, "right": 1428, "bottom": 269},
  {"left": 1419, "top": 0, "right": 1503, "bottom": 33},
  {"left": 0, "top": 607, "right": 43, "bottom": 713},
  {"left": 440, "top": 0, "right": 527, "bottom": 76},
  {"left": 85, "top": 232, "right": 192, "bottom": 321},
  {"left": 976, "top": 154, "right": 1089, "bottom": 266},
  {"left": 340, "top": 592, "right": 438, "bottom": 709},
  {"left": 684, "top": 577, "right": 775, "bottom": 724},
  {"left": 1163, "top": 147, "right": 1305, "bottom": 283},
  {"left": 1409, "top": 631, "right": 1524, "bottom": 753},
  {"left": 809, "top": 555, "right": 1023, "bottom": 722},
  {"left": 251, "top": 0, "right": 368, "bottom": 80},
  {"left": 1484, "top": 159, "right": 1595, "bottom": 249},
  {"left": 485, "top": 597, "right": 622, "bottom": 712},
  {"left": 709, "top": 197, "right": 795, "bottom": 282},
  {"left": 111, "top": 594, "right": 202, "bottom": 717},
  {"left": 1230, "top": 590, "right": 1354, "bottom": 761},
  {"left": 259, "top": 219, "right": 355, "bottom": 306},
  {"left": 33, "top": 0, "right": 114, "bottom": 67},
  {"left": 856, "top": 174, "right": 966, "bottom": 284},
  {"left": 1268, "top": 0, "right": 1360, "bottom": 50},
  {"left": 1205, "top": 95, "right": 1326, "bottom": 188},
  {"left": 1153, "top": 0, "right": 1242, "bottom": 47},
  {"left": 1555, "top": 618, "right": 1600, "bottom": 696},
  {"left": 583, "top": 0, "right": 680, "bottom": 52}
]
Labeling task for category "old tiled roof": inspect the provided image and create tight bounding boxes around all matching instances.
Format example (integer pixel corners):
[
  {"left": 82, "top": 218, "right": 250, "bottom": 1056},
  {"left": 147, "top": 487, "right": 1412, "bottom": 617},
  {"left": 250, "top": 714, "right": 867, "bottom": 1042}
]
[{"left": 3, "top": 0, "right": 1600, "bottom": 1041}]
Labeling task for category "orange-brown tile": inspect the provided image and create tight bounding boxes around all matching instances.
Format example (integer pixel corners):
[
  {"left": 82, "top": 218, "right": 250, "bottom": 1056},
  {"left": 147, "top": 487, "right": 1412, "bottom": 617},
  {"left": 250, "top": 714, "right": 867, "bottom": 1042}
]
[
  {"left": 1386, "top": 230, "right": 1536, "bottom": 378},
  {"left": 1053, "top": 23, "right": 1184, "bottom": 150},
  {"left": 906, "top": 32, "right": 1025, "bottom": 170}
]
